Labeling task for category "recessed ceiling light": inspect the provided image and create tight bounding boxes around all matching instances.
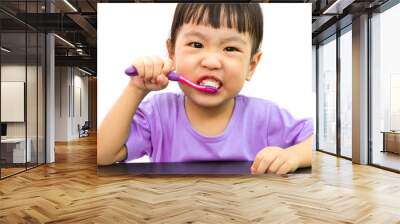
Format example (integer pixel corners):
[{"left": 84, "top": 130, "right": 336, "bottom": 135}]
[
  {"left": 78, "top": 67, "right": 92, "bottom": 76},
  {"left": 323, "top": 0, "right": 355, "bottom": 15},
  {"left": 54, "top": 34, "right": 75, "bottom": 48},
  {"left": 63, "top": 0, "right": 78, "bottom": 12},
  {"left": 1, "top": 47, "right": 11, "bottom": 53}
]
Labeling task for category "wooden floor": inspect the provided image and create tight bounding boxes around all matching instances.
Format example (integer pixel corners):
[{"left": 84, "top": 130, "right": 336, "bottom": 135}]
[
  {"left": 372, "top": 151, "right": 400, "bottom": 171},
  {"left": 0, "top": 167, "right": 25, "bottom": 178},
  {"left": 1, "top": 162, "right": 46, "bottom": 178},
  {"left": 1, "top": 135, "right": 400, "bottom": 223}
]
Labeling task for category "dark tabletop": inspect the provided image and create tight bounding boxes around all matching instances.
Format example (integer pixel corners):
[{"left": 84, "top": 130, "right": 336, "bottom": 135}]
[{"left": 97, "top": 161, "right": 312, "bottom": 176}]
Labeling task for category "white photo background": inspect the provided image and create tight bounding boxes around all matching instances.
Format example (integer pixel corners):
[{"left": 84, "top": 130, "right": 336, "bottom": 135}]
[{"left": 98, "top": 3, "right": 314, "bottom": 162}]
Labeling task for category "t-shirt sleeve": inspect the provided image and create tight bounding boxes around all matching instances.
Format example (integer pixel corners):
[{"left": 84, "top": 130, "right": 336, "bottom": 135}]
[
  {"left": 267, "top": 104, "right": 314, "bottom": 148},
  {"left": 123, "top": 100, "right": 154, "bottom": 162}
]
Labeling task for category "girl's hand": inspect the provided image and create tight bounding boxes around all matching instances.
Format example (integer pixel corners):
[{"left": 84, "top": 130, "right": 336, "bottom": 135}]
[
  {"left": 129, "top": 56, "right": 174, "bottom": 93},
  {"left": 251, "top": 147, "right": 300, "bottom": 175}
]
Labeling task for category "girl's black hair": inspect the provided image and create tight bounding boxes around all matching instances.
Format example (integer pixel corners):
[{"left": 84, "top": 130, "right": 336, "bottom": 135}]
[{"left": 170, "top": 3, "right": 263, "bottom": 56}]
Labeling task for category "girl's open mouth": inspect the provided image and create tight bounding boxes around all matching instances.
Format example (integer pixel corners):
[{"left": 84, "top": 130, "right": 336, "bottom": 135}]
[{"left": 198, "top": 77, "right": 222, "bottom": 90}]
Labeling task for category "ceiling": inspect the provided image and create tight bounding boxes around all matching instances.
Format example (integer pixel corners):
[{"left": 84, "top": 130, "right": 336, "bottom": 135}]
[
  {"left": 0, "top": 0, "right": 393, "bottom": 76},
  {"left": 0, "top": 0, "right": 99, "bottom": 74}
]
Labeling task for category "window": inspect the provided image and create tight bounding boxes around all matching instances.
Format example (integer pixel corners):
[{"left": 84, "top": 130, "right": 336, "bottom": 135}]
[
  {"left": 371, "top": 2, "right": 400, "bottom": 171},
  {"left": 339, "top": 27, "right": 352, "bottom": 158},
  {"left": 318, "top": 36, "right": 337, "bottom": 154},
  {"left": 0, "top": 1, "right": 47, "bottom": 179}
]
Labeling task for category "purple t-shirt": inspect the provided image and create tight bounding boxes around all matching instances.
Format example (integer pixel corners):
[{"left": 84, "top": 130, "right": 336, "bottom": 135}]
[{"left": 124, "top": 93, "right": 313, "bottom": 162}]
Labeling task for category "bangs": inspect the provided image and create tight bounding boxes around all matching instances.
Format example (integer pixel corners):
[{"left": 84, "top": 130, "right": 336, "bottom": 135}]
[
  {"left": 170, "top": 3, "right": 263, "bottom": 55},
  {"left": 181, "top": 3, "right": 253, "bottom": 34}
]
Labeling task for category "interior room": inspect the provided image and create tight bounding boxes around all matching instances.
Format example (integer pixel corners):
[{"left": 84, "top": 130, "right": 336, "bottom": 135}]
[{"left": 0, "top": 0, "right": 399, "bottom": 223}]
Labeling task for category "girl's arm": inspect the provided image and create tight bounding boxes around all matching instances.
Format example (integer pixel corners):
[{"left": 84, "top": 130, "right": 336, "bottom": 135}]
[
  {"left": 97, "top": 56, "right": 173, "bottom": 165},
  {"left": 97, "top": 86, "right": 148, "bottom": 165},
  {"left": 285, "top": 134, "right": 313, "bottom": 169}
]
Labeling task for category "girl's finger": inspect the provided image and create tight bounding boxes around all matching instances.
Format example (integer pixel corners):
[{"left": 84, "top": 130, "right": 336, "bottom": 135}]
[
  {"left": 162, "top": 58, "right": 175, "bottom": 76},
  {"left": 157, "top": 75, "right": 169, "bottom": 88},
  {"left": 143, "top": 56, "right": 154, "bottom": 82},
  {"left": 258, "top": 154, "right": 277, "bottom": 174},
  {"left": 267, "top": 156, "right": 286, "bottom": 174},
  {"left": 152, "top": 56, "right": 164, "bottom": 78},
  {"left": 132, "top": 58, "right": 144, "bottom": 79},
  {"left": 251, "top": 152, "right": 263, "bottom": 172},
  {"left": 255, "top": 157, "right": 270, "bottom": 174},
  {"left": 276, "top": 162, "right": 291, "bottom": 175}
]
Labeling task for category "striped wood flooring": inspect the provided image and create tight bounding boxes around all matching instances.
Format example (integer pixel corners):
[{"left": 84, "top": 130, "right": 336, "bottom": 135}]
[{"left": 0, "top": 135, "right": 400, "bottom": 223}]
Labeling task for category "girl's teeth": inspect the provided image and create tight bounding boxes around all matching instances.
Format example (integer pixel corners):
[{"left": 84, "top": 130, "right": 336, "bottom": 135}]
[{"left": 200, "top": 79, "right": 220, "bottom": 88}]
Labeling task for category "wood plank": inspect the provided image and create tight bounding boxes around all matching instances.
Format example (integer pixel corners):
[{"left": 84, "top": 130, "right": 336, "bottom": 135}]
[{"left": 0, "top": 134, "right": 399, "bottom": 223}]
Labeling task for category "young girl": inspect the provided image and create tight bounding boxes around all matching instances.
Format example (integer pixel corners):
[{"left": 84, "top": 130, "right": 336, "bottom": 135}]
[{"left": 97, "top": 3, "right": 314, "bottom": 175}]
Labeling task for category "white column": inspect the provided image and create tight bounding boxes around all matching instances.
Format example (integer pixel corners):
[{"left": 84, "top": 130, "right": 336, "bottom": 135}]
[
  {"left": 352, "top": 14, "right": 369, "bottom": 164},
  {"left": 46, "top": 1, "right": 55, "bottom": 163}
]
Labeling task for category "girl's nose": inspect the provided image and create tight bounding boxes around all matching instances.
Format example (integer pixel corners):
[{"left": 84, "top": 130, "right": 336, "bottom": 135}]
[{"left": 200, "top": 52, "right": 222, "bottom": 70}]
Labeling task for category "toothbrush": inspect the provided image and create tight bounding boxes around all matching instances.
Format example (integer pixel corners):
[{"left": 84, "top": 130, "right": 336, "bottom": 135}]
[{"left": 125, "top": 66, "right": 218, "bottom": 94}]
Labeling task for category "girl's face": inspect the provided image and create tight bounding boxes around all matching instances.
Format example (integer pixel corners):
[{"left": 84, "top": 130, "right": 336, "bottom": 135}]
[{"left": 168, "top": 23, "right": 261, "bottom": 108}]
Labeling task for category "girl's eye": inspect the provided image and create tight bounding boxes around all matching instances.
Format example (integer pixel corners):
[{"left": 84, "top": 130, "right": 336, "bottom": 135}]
[
  {"left": 189, "top": 42, "right": 203, "bottom": 48},
  {"left": 225, "top": 47, "right": 239, "bottom": 52}
]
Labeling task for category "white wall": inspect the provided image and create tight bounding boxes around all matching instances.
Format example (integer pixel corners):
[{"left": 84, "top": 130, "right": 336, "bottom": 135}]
[
  {"left": 54, "top": 67, "right": 89, "bottom": 141},
  {"left": 1, "top": 64, "right": 46, "bottom": 163},
  {"left": 98, "top": 3, "right": 314, "bottom": 126},
  {"left": 55, "top": 67, "right": 68, "bottom": 141},
  {"left": 73, "top": 71, "right": 89, "bottom": 137},
  {"left": 1, "top": 65, "right": 36, "bottom": 138}
]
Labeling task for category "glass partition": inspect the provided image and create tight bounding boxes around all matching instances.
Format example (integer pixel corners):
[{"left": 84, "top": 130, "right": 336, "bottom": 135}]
[
  {"left": 0, "top": 1, "right": 46, "bottom": 179},
  {"left": 317, "top": 35, "right": 337, "bottom": 155},
  {"left": 38, "top": 32, "right": 45, "bottom": 165},
  {"left": 1, "top": 30, "right": 28, "bottom": 177},
  {"left": 339, "top": 27, "right": 352, "bottom": 158},
  {"left": 27, "top": 31, "right": 38, "bottom": 169},
  {"left": 371, "top": 3, "right": 400, "bottom": 171},
  {"left": 27, "top": 0, "right": 37, "bottom": 168}
]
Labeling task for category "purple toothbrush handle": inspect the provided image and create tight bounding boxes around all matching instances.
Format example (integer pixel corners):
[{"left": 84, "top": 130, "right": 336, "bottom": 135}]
[
  {"left": 125, "top": 66, "right": 180, "bottom": 81},
  {"left": 125, "top": 65, "right": 218, "bottom": 94}
]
